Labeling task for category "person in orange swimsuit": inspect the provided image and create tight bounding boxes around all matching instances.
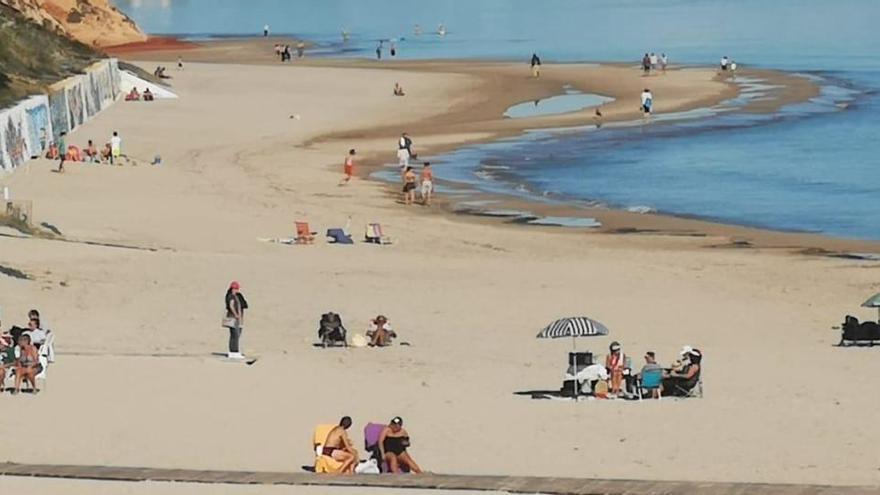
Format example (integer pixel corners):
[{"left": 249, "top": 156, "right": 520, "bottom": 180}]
[
  {"left": 341, "top": 149, "right": 356, "bottom": 185},
  {"left": 605, "top": 341, "right": 626, "bottom": 397}
]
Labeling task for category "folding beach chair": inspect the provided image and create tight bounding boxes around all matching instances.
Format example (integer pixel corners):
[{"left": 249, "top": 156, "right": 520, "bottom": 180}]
[
  {"left": 637, "top": 368, "right": 663, "bottom": 400},
  {"left": 295, "top": 221, "right": 317, "bottom": 244},
  {"left": 364, "top": 223, "right": 393, "bottom": 245},
  {"left": 35, "top": 331, "right": 55, "bottom": 391}
]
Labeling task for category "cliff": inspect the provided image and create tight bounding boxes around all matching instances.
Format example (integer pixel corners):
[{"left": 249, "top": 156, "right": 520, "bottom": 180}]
[
  {"left": 0, "top": 0, "right": 146, "bottom": 47},
  {"left": 0, "top": 2, "right": 99, "bottom": 108}
]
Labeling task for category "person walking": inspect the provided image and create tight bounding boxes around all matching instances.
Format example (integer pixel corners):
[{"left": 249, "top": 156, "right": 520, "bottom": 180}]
[
  {"left": 56, "top": 131, "right": 67, "bottom": 173},
  {"left": 530, "top": 53, "right": 541, "bottom": 78},
  {"left": 223, "top": 281, "right": 249, "bottom": 359},
  {"left": 420, "top": 162, "right": 434, "bottom": 206},
  {"left": 376, "top": 41, "right": 383, "bottom": 60},
  {"left": 110, "top": 131, "right": 122, "bottom": 165},
  {"left": 397, "top": 132, "right": 413, "bottom": 170},
  {"left": 641, "top": 53, "right": 651, "bottom": 75},
  {"left": 340, "top": 149, "right": 356, "bottom": 185},
  {"left": 660, "top": 53, "right": 668, "bottom": 73},
  {"left": 297, "top": 41, "right": 305, "bottom": 58},
  {"left": 641, "top": 88, "right": 653, "bottom": 121},
  {"left": 263, "top": 24, "right": 270, "bottom": 37}
]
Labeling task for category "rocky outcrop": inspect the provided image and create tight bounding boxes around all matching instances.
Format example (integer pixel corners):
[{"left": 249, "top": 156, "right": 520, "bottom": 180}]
[{"left": 0, "top": 0, "right": 146, "bottom": 47}]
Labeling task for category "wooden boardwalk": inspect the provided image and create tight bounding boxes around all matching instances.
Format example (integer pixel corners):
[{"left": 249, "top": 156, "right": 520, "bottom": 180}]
[{"left": 0, "top": 462, "right": 877, "bottom": 494}]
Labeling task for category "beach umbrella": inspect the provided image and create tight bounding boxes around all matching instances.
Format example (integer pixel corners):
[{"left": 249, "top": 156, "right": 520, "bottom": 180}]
[
  {"left": 537, "top": 317, "right": 610, "bottom": 397},
  {"left": 861, "top": 293, "right": 880, "bottom": 320}
]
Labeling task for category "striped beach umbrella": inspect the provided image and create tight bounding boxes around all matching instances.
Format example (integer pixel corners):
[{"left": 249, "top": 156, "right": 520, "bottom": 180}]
[{"left": 537, "top": 317, "right": 609, "bottom": 340}]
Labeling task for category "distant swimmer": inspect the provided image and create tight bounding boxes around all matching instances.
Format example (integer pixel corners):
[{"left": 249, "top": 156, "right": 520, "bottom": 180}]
[
  {"left": 437, "top": 23, "right": 446, "bottom": 36},
  {"left": 414, "top": 24, "right": 422, "bottom": 36}
]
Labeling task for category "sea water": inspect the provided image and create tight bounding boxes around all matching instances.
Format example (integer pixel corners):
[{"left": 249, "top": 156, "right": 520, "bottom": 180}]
[{"left": 118, "top": 0, "right": 880, "bottom": 239}]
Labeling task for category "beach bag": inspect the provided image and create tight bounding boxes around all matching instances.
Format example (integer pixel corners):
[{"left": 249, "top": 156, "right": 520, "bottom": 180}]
[
  {"left": 222, "top": 316, "right": 238, "bottom": 328},
  {"left": 355, "top": 459, "right": 380, "bottom": 475}
]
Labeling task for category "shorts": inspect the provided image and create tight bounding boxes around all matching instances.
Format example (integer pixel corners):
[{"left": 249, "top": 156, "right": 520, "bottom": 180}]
[
  {"left": 112, "top": 148, "right": 121, "bottom": 157},
  {"left": 344, "top": 164, "right": 353, "bottom": 176},
  {"left": 403, "top": 182, "right": 416, "bottom": 193},
  {"left": 421, "top": 180, "right": 433, "bottom": 195}
]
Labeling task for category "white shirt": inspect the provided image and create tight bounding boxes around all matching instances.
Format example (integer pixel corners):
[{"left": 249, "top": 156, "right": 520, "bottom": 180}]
[
  {"left": 24, "top": 328, "right": 47, "bottom": 345},
  {"left": 661, "top": 55, "right": 668, "bottom": 64},
  {"left": 110, "top": 135, "right": 122, "bottom": 152},
  {"left": 649, "top": 54, "right": 658, "bottom": 64},
  {"left": 721, "top": 57, "right": 729, "bottom": 66},
  {"left": 641, "top": 91, "right": 653, "bottom": 105}
]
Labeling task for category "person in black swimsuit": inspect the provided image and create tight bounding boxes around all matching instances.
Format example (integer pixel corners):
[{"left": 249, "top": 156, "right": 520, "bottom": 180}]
[{"left": 379, "top": 416, "right": 422, "bottom": 473}]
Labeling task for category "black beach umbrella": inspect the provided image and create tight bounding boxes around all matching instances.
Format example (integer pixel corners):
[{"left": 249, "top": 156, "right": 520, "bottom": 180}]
[{"left": 537, "top": 317, "right": 610, "bottom": 397}]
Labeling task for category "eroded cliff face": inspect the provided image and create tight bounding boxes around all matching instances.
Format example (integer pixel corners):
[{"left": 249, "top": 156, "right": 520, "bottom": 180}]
[{"left": 0, "top": 0, "right": 146, "bottom": 47}]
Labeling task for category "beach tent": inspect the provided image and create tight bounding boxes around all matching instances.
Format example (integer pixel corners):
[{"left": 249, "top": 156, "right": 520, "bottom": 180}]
[
  {"left": 861, "top": 293, "right": 880, "bottom": 320},
  {"left": 537, "top": 317, "right": 609, "bottom": 396}
]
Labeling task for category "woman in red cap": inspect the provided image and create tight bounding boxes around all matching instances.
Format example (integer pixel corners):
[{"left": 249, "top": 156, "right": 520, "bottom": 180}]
[{"left": 223, "top": 281, "right": 248, "bottom": 359}]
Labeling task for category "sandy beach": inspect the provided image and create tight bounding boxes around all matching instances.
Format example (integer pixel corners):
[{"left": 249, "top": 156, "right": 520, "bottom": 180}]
[{"left": 2, "top": 43, "right": 880, "bottom": 493}]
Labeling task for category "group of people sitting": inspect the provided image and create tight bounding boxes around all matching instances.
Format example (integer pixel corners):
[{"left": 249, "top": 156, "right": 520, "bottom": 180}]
[
  {"left": 46, "top": 138, "right": 115, "bottom": 164},
  {"left": 0, "top": 309, "right": 53, "bottom": 394},
  {"left": 567, "top": 342, "right": 703, "bottom": 399},
  {"left": 125, "top": 87, "right": 154, "bottom": 101},
  {"left": 315, "top": 416, "right": 422, "bottom": 475},
  {"left": 318, "top": 313, "right": 399, "bottom": 347}
]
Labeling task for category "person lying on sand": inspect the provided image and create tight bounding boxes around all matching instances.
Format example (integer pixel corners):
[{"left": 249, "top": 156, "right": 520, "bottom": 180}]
[
  {"left": 323, "top": 416, "right": 359, "bottom": 474},
  {"left": 379, "top": 416, "right": 422, "bottom": 473}
]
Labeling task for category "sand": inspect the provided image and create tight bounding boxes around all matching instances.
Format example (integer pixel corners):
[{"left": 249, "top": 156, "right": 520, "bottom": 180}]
[{"left": 1, "top": 53, "right": 879, "bottom": 494}]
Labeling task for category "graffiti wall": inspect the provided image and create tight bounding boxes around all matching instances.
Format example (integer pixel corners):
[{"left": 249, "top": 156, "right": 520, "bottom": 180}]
[{"left": 0, "top": 59, "right": 120, "bottom": 172}]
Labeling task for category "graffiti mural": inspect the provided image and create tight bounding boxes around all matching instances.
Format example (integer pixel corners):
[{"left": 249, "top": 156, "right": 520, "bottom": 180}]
[
  {"left": 1, "top": 112, "right": 28, "bottom": 170},
  {"left": 85, "top": 72, "right": 101, "bottom": 118},
  {"left": 25, "top": 99, "right": 51, "bottom": 157},
  {"left": 67, "top": 82, "right": 85, "bottom": 130},
  {"left": 48, "top": 89, "right": 69, "bottom": 143}
]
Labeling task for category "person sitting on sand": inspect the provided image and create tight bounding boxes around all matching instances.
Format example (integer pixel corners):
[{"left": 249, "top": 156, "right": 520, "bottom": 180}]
[
  {"left": 143, "top": 88, "right": 154, "bottom": 101},
  {"left": 367, "top": 315, "right": 396, "bottom": 347},
  {"left": 323, "top": 416, "right": 359, "bottom": 474},
  {"left": 379, "top": 416, "right": 423, "bottom": 473},
  {"left": 14, "top": 334, "right": 41, "bottom": 394},
  {"left": 101, "top": 142, "right": 112, "bottom": 163},
  {"left": 663, "top": 348, "right": 702, "bottom": 396},
  {"left": 420, "top": 162, "right": 434, "bottom": 206},
  {"left": 85, "top": 140, "right": 99, "bottom": 163},
  {"left": 605, "top": 341, "right": 626, "bottom": 397},
  {"left": 402, "top": 166, "right": 417, "bottom": 205},
  {"left": 45, "top": 143, "right": 59, "bottom": 159},
  {"left": 393, "top": 83, "right": 405, "bottom": 96},
  {"left": 126, "top": 87, "right": 141, "bottom": 101},
  {"left": 66, "top": 144, "right": 82, "bottom": 162}
]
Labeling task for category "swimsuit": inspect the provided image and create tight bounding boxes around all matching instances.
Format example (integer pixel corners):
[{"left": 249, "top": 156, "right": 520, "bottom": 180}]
[
  {"left": 383, "top": 436, "right": 409, "bottom": 456},
  {"left": 322, "top": 446, "right": 339, "bottom": 457}
]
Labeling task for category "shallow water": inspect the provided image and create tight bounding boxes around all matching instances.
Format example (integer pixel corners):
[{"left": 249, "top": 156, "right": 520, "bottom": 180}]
[
  {"left": 504, "top": 92, "right": 614, "bottom": 119},
  {"left": 118, "top": 0, "right": 880, "bottom": 239}
]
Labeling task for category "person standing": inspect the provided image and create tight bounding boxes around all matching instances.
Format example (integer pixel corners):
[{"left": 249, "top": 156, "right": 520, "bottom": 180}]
[
  {"left": 720, "top": 55, "right": 729, "bottom": 71},
  {"left": 263, "top": 24, "right": 270, "bottom": 37},
  {"left": 660, "top": 53, "right": 668, "bottom": 73},
  {"left": 398, "top": 132, "right": 413, "bottom": 169},
  {"left": 649, "top": 52, "right": 658, "bottom": 71},
  {"left": 641, "top": 53, "right": 651, "bottom": 75},
  {"left": 390, "top": 41, "right": 397, "bottom": 57},
  {"left": 341, "top": 149, "right": 356, "bottom": 185},
  {"left": 57, "top": 131, "right": 67, "bottom": 173},
  {"left": 224, "top": 281, "right": 248, "bottom": 359},
  {"left": 177, "top": 56, "right": 184, "bottom": 70},
  {"left": 297, "top": 41, "right": 305, "bottom": 58},
  {"left": 641, "top": 88, "right": 653, "bottom": 120},
  {"left": 110, "top": 131, "right": 122, "bottom": 165},
  {"left": 530, "top": 53, "right": 541, "bottom": 78},
  {"left": 402, "top": 167, "right": 417, "bottom": 205},
  {"left": 376, "top": 41, "right": 383, "bottom": 60},
  {"left": 420, "top": 162, "right": 434, "bottom": 206}
]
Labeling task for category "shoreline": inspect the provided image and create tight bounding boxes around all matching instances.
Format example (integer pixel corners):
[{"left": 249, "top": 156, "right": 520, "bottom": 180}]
[{"left": 104, "top": 37, "right": 879, "bottom": 254}]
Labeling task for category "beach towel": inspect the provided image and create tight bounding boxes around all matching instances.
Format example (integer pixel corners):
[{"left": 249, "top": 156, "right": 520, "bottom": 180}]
[{"left": 313, "top": 424, "right": 344, "bottom": 474}]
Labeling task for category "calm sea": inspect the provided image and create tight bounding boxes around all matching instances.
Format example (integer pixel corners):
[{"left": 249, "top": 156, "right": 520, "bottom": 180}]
[{"left": 117, "top": 0, "right": 880, "bottom": 240}]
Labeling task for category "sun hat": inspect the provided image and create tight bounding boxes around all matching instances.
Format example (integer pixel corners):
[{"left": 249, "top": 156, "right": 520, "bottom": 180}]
[
  {"left": 609, "top": 341, "right": 621, "bottom": 352},
  {"left": 679, "top": 345, "right": 693, "bottom": 356}
]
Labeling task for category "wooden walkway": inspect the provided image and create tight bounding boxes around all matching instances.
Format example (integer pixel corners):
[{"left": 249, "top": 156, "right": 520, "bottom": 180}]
[{"left": 0, "top": 462, "right": 876, "bottom": 494}]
